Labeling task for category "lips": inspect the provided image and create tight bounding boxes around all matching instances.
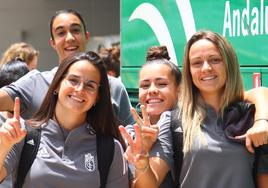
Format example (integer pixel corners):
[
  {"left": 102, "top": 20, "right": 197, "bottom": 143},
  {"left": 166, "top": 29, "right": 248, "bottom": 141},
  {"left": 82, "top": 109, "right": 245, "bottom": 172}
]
[
  {"left": 65, "top": 46, "right": 79, "bottom": 51},
  {"left": 69, "top": 95, "right": 85, "bottom": 103},
  {"left": 201, "top": 75, "right": 217, "bottom": 81},
  {"left": 147, "top": 98, "right": 163, "bottom": 104}
]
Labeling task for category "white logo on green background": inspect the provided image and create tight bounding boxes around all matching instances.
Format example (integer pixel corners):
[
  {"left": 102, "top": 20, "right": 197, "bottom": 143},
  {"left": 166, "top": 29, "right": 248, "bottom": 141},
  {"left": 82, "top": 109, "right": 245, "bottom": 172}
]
[{"left": 128, "top": 0, "right": 196, "bottom": 64}]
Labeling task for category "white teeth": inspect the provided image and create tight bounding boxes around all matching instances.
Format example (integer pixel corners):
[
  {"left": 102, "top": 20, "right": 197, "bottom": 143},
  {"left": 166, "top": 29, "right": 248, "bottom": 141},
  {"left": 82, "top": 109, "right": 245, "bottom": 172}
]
[
  {"left": 70, "top": 95, "right": 84, "bottom": 102},
  {"left": 147, "top": 98, "right": 162, "bottom": 104},
  {"left": 65, "top": 46, "right": 78, "bottom": 51},
  {"left": 201, "top": 76, "right": 216, "bottom": 81}
]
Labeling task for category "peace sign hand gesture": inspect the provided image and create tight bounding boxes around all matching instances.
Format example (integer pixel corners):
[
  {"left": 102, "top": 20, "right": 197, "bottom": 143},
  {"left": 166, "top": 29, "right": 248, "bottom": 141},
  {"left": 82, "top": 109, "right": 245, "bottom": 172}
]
[
  {"left": 131, "top": 105, "right": 159, "bottom": 152},
  {"left": 119, "top": 123, "right": 146, "bottom": 164},
  {"left": 119, "top": 105, "right": 159, "bottom": 169},
  {"left": 0, "top": 97, "right": 27, "bottom": 150}
]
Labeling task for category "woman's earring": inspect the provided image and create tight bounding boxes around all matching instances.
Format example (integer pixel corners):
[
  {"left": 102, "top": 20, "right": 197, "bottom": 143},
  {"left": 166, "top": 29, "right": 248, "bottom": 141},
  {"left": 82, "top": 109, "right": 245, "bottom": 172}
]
[{"left": 53, "top": 91, "right": 58, "bottom": 95}]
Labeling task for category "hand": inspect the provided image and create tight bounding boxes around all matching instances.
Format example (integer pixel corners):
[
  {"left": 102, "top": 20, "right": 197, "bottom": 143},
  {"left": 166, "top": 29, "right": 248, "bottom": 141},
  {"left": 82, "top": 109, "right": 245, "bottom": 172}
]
[
  {"left": 235, "top": 119, "right": 268, "bottom": 153},
  {"left": 119, "top": 124, "right": 148, "bottom": 165},
  {"left": 0, "top": 97, "right": 27, "bottom": 149},
  {"left": 131, "top": 105, "right": 159, "bottom": 152}
]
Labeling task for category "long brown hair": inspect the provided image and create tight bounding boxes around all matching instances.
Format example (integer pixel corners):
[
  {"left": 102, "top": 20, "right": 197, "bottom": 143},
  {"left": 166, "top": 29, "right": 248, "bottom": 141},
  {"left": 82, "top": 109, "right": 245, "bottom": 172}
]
[
  {"left": 28, "top": 51, "right": 124, "bottom": 147},
  {"left": 180, "top": 30, "right": 244, "bottom": 152}
]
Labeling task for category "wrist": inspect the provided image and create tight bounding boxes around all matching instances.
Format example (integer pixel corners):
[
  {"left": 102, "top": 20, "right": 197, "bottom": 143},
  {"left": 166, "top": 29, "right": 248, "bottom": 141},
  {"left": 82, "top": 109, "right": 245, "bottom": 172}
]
[{"left": 134, "top": 152, "right": 149, "bottom": 173}]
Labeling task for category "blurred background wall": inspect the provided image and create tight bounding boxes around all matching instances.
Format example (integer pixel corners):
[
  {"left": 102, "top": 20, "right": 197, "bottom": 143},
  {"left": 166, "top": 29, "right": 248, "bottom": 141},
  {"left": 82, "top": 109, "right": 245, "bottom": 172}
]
[{"left": 0, "top": 0, "right": 120, "bottom": 71}]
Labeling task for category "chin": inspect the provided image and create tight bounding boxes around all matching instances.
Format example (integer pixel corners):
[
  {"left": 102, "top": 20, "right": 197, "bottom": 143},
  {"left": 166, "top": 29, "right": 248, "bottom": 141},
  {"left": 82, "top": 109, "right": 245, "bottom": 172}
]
[{"left": 148, "top": 109, "right": 162, "bottom": 116}]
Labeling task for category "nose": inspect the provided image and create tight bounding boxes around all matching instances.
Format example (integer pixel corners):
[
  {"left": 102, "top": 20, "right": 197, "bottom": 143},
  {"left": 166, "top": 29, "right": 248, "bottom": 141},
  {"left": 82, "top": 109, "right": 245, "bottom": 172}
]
[
  {"left": 74, "top": 82, "right": 84, "bottom": 92},
  {"left": 148, "top": 83, "right": 158, "bottom": 94},
  {"left": 66, "top": 31, "right": 75, "bottom": 41},
  {"left": 201, "top": 61, "right": 212, "bottom": 72}
]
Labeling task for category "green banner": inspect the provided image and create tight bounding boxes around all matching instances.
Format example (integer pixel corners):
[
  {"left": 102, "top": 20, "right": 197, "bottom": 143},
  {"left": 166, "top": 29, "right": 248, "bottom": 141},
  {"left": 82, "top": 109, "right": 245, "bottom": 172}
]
[{"left": 121, "top": 0, "right": 268, "bottom": 90}]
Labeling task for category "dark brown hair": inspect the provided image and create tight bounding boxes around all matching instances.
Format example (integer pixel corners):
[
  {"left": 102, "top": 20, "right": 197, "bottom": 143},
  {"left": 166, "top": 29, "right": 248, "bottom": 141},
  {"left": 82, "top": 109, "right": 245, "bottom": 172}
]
[
  {"left": 0, "top": 60, "right": 29, "bottom": 88},
  {"left": 99, "top": 46, "right": 120, "bottom": 77},
  {"left": 144, "top": 45, "right": 182, "bottom": 87},
  {"left": 146, "top": 45, "right": 170, "bottom": 61}
]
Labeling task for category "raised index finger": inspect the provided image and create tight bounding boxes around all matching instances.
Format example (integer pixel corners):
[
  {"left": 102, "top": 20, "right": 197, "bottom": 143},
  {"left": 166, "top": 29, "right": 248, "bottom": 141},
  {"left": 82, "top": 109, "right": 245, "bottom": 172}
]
[
  {"left": 131, "top": 107, "right": 143, "bottom": 128},
  {"left": 13, "top": 97, "right": 21, "bottom": 120}
]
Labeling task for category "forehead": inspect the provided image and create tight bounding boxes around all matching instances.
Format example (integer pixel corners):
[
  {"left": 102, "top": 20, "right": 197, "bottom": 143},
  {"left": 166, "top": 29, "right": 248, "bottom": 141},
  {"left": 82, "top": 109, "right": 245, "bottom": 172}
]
[
  {"left": 52, "top": 13, "right": 83, "bottom": 30},
  {"left": 189, "top": 39, "right": 220, "bottom": 58},
  {"left": 139, "top": 63, "right": 172, "bottom": 80},
  {"left": 67, "top": 60, "right": 100, "bottom": 80}
]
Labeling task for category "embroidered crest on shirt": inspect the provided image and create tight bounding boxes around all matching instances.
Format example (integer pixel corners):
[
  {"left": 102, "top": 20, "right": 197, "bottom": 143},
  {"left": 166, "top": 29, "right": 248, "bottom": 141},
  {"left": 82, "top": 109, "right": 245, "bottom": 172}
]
[{"left": 85, "top": 153, "right": 95, "bottom": 172}]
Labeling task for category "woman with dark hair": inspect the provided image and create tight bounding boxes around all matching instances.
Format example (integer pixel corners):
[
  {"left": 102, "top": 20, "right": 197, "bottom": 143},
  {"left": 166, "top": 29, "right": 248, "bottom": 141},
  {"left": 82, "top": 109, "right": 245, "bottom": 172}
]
[
  {"left": 121, "top": 46, "right": 182, "bottom": 188},
  {"left": 99, "top": 46, "right": 121, "bottom": 78},
  {"left": 0, "top": 60, "right": 29, "bottom": 89},
  {"left": 0, "top": 52, "right": 128, "bottom": 188},
  {"left": 0, "top": 59, "right": 29, "bottom": 119},
  {"left": 0, "top": 59, "right": 29, "bottom": 188}
]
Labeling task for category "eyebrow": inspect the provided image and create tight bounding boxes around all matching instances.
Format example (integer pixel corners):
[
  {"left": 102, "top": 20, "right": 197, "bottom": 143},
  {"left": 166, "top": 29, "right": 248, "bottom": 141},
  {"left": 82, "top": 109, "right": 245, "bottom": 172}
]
[
  {"left": 70, "top": 23, "right": 83, "bottom": 29},
  {"left": 55, "top": 26, "right": 64, "bottom": 33},
  {"left": 86, "top": 79, "right": 99, "bottom": 85},
  {"left": 190, "top": 54, "right": 222, "bottom": 61},
  {"left": 140, "top": 77, "right": 169, "bottom": 82},
  {"left": 67, "top": 74, "right": 99, "bottom": 85},
  {"left": 54, "top": 23, "right": 82, "bottom": 32}
]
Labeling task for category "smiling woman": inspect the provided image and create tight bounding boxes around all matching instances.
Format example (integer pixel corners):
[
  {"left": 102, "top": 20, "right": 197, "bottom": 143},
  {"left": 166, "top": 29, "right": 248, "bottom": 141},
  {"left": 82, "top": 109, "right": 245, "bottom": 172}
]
[
  {"left": 122, "top": 45, "right": 182, "bottom": 188},
  {"left": 139, "top": 45, "right": 181, "bottom": 124},
  {"left": 0, "top": 51, "right": 129, "bottom": 188},
  {"left": 188, "top": 38, "right": 227, "bottom": 106},
  {"left": 56, "top": 58, "right": 101, "bottom": 117},
  {"left": 179, "top": 30, "right": 268, "bottom": 188}
]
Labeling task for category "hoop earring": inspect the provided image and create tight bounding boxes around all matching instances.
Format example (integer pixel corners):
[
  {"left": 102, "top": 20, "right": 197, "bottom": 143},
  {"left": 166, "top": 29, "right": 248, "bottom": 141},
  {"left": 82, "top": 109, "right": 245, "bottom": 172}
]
[{"left": 53, "top": 91, "right": 58, "bottom": 95}]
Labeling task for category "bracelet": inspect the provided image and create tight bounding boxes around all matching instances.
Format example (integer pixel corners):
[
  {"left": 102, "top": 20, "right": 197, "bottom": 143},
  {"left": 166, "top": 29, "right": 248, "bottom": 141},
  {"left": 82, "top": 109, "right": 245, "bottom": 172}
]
[
  {"left": 134, "top": 152, "right": 149, "bottom": 174},
  {"left": 254, "top": 118, "right": 268, "bottom": 123},
  {"left": 135, "top": 162, "right": 149, "bottom": 174}
]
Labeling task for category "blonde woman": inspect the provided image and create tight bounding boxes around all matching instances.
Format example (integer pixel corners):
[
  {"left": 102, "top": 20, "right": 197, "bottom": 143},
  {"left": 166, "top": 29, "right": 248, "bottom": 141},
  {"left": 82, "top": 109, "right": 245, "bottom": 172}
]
[
  {"left": 0, "top": 42, "right": 39, "bottom": 70},
  {"left": 179, "top": 30, "right": 268, "bottom": 188}
]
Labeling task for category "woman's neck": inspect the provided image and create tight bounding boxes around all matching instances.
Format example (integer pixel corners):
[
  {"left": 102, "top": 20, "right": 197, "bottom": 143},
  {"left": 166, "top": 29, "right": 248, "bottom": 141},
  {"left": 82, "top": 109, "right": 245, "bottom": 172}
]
[
  {"left": 149, "top": 115, "right": 160, "bottom": 125},
  {"left": 201, "top": 93, "right": 222, "bottom": 114},
  {"left": 54, "top": 105, "right": 87, "bottom": 131}
]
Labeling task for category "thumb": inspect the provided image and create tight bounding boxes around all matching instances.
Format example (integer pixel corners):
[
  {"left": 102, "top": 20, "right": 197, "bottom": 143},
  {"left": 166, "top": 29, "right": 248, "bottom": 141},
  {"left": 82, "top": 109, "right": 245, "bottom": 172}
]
[{"left": 246, "top": 137, "right": 254, "bottom": 153}]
